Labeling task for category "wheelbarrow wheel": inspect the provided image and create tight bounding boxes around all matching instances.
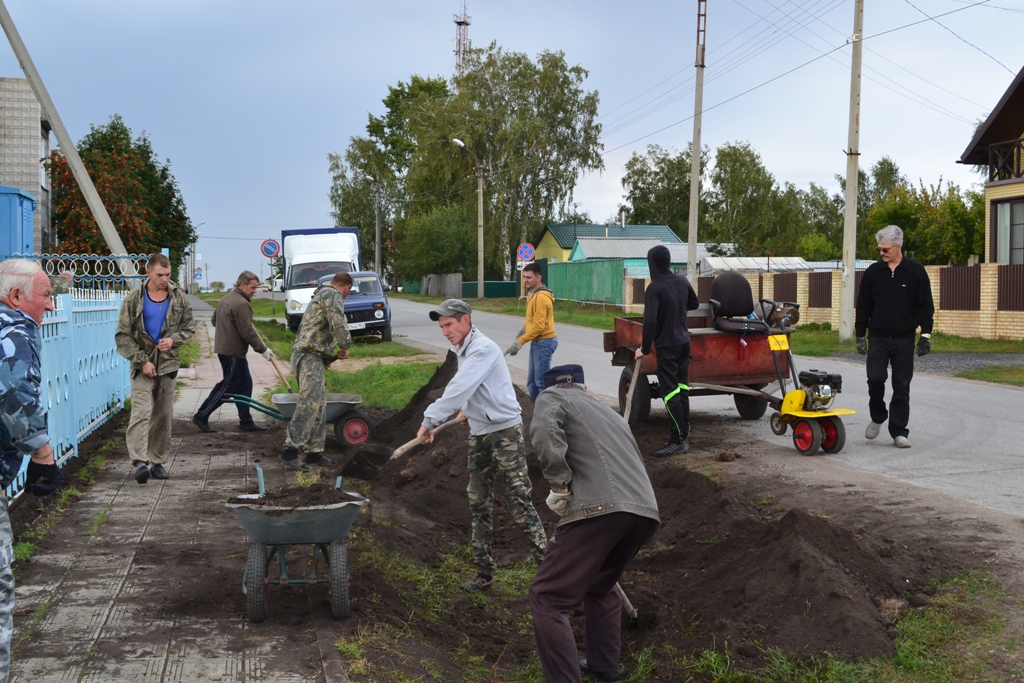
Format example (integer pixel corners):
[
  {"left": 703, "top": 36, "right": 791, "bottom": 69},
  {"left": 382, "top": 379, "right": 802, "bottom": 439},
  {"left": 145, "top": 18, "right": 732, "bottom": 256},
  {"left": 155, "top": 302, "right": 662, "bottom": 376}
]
[
  {"left": 245, "top": 542, "right": 268, "bottom": 623},
  {"left": 618, "top": 365, "right": 651, "bottom": 423},
  {"left": 334, "top": 410, "right": 376, "bottom": 449},
  {"left": 792, "top": 418, "right": 823, "bottom": 456},
  {"left": 329, "top": 541, "right": 350, "bottom": 619},
  {"left": 820, "top": 416, "right": 847, "bottom": 454},
  {"left": 770, "top": 411, "right": 787, "bottom": 436}
]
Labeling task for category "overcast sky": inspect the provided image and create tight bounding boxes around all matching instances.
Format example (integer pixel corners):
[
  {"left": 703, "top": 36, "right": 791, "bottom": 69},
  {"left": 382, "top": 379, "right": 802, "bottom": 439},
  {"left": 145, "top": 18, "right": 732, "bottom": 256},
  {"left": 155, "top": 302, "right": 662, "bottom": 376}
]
[{"left": 1, "top": 0, "right": 1020, "bottom": 285}]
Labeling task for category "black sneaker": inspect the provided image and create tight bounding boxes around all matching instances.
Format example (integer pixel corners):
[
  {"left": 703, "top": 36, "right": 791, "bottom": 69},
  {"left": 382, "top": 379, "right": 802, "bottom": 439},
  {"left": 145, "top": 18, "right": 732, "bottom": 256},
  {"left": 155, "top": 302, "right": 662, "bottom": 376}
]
[
  {"left": 192, "top": 415, "right": 215, "bottom": 433},
  {"left": 580, "top": 659, "right": 621, "bottom": 683},
  {"left": 460, "top": 575, "right": 493, "bottom": 593},
  {"left": 150, "top": 464, "right": 169, "bottom": 480},
  {"left": 240, "top": 423, "right": 267, "bottom": 432},
  {"left": 280, "top": 453, "right": 309, "bottom": 472},
  {"left": 305, "top": 453, "right": 337, "bottom": 467},
  {"left": 134, "top": 462, "right": 150, "bottom": 484},
  {"left": 654, "top": 440, "right": 688, "bottom": 458}
]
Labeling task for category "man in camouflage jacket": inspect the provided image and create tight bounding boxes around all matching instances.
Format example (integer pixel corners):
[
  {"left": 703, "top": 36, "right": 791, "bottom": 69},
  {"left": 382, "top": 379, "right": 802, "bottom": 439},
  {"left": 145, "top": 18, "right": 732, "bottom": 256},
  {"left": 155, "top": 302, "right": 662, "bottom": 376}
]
[
  {"left": 115, "top": 254, "right": 195, "bottom": 484},
  {"left": 281, "top": 272, "right": 353, "bottom": 471},
  {"left": 0, "top": 259, "right": 64, "bottom": 683}
]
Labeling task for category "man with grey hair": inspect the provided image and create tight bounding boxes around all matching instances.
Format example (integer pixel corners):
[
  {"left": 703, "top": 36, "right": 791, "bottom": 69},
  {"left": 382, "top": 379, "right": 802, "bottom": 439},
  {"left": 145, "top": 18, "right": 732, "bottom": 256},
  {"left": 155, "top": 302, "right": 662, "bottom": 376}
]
[
  {"left": 855, "top": 225, "right": 934, "bottom": 448},
  {"left": 0, "top": 258, "right": 64, "bottom": 681},
  {"left": 193, "top": 270, "right": 272, "bottom": 433}
]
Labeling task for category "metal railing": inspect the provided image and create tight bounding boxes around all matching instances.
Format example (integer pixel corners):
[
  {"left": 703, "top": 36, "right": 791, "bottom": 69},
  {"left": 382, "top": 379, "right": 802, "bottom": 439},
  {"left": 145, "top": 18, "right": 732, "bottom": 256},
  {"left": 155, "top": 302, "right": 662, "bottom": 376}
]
[
  {"left": 13, "top": 253, "right": 149, "bottom": 290},
  {"left": 988, "top": 138, "right": 1024, "bottom": 182}
]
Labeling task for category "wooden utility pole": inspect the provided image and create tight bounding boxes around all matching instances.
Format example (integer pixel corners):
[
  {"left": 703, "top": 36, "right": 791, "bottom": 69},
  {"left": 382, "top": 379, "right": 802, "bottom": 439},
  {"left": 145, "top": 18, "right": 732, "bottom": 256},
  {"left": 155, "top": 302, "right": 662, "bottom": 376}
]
[
  {"left": 687, "top": 0, "right": 708, "bottom": 285},
  {"left": 0, "top": 1, "right": 130, "bottom": 262},
  {"left": 839, "top": 0, "right": 865, "bottom": 342}
]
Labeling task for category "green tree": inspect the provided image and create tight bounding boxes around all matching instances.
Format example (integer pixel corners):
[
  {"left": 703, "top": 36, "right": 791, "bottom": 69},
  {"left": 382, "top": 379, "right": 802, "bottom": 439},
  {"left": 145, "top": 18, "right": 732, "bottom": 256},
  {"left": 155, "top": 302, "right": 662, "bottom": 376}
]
[
  {"left": 48, "top": 114, "right": 195, "bottom": 277},
  {"left": 704, "top": 142, "right": 781, "bottom": 254},
  {"left": 797, "top": 232, "right": 840, "bottom": 261},
  {"left": 398, "top": 205, "right": 475, "bottom": 279},
  {"left": 211, "top": 281, "right": 225, "bottom": 293},
  {"left": 619, "top": 144, "right": 708, "bottom": 238}
]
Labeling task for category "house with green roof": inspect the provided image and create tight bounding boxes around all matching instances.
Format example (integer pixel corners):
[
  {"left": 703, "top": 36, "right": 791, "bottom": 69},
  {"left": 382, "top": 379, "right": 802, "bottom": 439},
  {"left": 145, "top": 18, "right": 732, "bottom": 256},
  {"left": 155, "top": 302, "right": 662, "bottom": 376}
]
[{"left": 535, "top": 223, "right": 682, "bottom": 264}]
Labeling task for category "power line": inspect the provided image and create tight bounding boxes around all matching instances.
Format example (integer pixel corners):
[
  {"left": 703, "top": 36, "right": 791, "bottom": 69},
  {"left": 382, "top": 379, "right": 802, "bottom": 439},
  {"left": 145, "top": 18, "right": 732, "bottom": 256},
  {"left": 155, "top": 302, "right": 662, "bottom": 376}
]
[{"left": 902, "top": 0, "right": 1014, "bottom": 74}]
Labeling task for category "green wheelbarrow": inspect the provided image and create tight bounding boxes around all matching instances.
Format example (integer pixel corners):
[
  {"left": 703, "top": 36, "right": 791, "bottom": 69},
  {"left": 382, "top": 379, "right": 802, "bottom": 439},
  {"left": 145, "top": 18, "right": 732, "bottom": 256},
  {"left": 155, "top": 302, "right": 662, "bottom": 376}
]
[
  {"left": 227, "top": 465, "right": 368, "bottom": 622},
  {"left": 223, "top": 393, "right": 376, "bottom": 448}
]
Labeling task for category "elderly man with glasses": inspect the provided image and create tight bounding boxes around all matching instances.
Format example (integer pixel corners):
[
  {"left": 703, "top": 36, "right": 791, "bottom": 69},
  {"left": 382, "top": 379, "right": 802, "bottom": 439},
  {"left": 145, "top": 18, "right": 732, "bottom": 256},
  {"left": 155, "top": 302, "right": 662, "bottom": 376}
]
[{"left": 855, "top": 225, "right": 935, "bottom": 449}]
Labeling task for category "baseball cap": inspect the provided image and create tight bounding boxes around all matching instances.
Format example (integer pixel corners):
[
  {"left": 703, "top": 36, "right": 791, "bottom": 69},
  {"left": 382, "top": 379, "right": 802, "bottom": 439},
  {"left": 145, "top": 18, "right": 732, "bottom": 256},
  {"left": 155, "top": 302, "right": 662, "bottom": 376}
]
[
  {"left": 543, "top": 364, "right": 585, "bottom": 388},
  {"left": 428, "top": 299, "right": 473, "bottom": 321}
]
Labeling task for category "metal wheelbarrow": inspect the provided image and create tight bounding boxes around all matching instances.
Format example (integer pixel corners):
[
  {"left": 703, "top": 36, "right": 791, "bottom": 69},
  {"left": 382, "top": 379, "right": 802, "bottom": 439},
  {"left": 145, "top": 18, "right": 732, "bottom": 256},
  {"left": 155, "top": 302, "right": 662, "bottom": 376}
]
[
  {"left": 222, "top": 393, "right": 376, "bottom": 448},
  {"left": 226, "top": 465, "right": 368, "bottom": 622}
]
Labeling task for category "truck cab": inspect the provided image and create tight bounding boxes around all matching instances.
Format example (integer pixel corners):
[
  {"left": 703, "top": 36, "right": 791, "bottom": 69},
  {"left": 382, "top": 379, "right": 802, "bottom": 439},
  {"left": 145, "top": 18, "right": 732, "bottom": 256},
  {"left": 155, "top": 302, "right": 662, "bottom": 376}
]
[
  {"left": 282, "top": 228, "right": 360, "bottom": 331},
  {"left": 318, "top": 271, "right": 392, "bottom": 342}
]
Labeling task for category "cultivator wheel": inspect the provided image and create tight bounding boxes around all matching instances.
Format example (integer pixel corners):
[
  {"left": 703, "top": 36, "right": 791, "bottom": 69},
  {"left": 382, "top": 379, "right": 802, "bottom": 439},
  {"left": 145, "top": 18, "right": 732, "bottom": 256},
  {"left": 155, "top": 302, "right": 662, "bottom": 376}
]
[
  {"left": 329, "top": 541, "right": 350, "bottom": 619},
  {"left": 245, "top": 542, "right": 268, "bottom": 623},
  {"left": 820, "top": 416, "right": 847, "bottom": 454},
  {"left": 792, "top": 418, "right": 823, "bottom": 456},
  {"left": 770, "top": 411, "right": 787, "bottom": 436}
]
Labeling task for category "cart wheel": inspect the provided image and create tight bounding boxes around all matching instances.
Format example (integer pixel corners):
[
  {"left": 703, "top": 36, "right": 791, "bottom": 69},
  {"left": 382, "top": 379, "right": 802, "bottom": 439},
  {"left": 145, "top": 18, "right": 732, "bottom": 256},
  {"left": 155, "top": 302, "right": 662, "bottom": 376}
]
[
  {"left": 245, "top": 542, "right": 268, "bottom": 623},
  {"left": 734, "top": 388, "right": 769, "bottom": 420},
  {"left": 329, "top": 541, "right": 350, "bottom": 619},
  {"left": 618, "top": 365, "right": 651, "bottom": 423},
  {"left": 770, "top": 411, "right": 787, "bottom": 436},
  {"left": 334, "top": 410, "right": 376, "bottom": 449},
  {"left": 820, "top": 416, "right": 847, "bottom": 454},
  {"left": 792, "top": 419, "right": 823, "bottom": 456}
]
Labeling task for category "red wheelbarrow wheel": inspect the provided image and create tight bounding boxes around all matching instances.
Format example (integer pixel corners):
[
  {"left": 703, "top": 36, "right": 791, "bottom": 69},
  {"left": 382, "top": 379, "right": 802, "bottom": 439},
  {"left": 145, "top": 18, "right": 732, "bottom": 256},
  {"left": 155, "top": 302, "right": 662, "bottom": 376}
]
[
  {"left": 792, "top": 418, "right": 823, "bottom": 456},
  {"left": 820, "top": 416, "right": 847, "bottom": 454},
  {"left": 334, "top": 410, "right": 376, "bottom": 449}
]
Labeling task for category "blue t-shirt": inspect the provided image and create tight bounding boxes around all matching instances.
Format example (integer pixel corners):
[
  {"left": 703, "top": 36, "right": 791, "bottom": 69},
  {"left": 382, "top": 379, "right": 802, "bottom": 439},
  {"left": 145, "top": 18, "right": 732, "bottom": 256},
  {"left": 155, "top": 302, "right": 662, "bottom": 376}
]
[{"left": 142, "top": 288, "right": 170, "bottom": 343}]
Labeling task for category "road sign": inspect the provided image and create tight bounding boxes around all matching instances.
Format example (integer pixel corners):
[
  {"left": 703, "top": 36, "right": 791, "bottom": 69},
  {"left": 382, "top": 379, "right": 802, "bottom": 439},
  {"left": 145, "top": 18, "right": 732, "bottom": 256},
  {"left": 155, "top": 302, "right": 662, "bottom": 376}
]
[
  {"left": 194, "top": 271, "right": 202, "bottom": 281},
  {"left": 261, "top": 238, "right": 281, "bottom": 258},
  {"left": 517, "top": 243, "right": 535, "bottom": 261},
  {"left": 516, "top": 261, "right": 530, "bottom": 271}
]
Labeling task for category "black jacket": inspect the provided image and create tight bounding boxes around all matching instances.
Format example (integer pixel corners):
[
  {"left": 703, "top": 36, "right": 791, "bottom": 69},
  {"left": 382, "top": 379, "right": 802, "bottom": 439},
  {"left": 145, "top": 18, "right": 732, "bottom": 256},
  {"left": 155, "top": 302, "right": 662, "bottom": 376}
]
[
  {"left": 855, "top": 257, "right": 934, "bottom": 339},
  {"left": 641, "top": 245, "right": 700, "bottom": 354}
]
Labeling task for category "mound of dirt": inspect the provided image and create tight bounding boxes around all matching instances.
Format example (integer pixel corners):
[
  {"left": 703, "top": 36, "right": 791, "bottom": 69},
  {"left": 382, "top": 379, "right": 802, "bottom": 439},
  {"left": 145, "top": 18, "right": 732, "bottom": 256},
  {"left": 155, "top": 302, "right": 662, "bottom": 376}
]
[
  {"left": 337, "top": 353, "right": 968, "bottom": 671},
  {"left": 228, "top": 480, "right": 356, "bottom": 507}
]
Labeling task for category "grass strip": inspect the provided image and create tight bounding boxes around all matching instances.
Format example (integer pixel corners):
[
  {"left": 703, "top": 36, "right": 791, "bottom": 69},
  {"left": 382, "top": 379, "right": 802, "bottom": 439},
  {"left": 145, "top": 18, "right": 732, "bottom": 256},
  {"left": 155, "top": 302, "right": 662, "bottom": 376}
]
[
  {"left": 252, "top": 320, "right": 425, "bottom": 361},
  {"left": 790, "top": 323, "right": 1024, "bottom": 357},
  {"left": 391, "top": 292, "right": 620, "bottom": 330},
  {"left": 956, "top": 365, "right": 1024, "bottom": 387}
]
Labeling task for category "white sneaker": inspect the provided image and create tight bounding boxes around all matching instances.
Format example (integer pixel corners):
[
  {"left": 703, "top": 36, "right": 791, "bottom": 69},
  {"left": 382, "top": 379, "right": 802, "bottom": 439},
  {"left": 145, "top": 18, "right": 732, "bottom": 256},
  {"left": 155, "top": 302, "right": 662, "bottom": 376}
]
[
  {"left": 894, "top": 436, "right": 912, "bottom": 449},
  {"left": 865, "top": 422, "right": 883, "bottom": 440}
]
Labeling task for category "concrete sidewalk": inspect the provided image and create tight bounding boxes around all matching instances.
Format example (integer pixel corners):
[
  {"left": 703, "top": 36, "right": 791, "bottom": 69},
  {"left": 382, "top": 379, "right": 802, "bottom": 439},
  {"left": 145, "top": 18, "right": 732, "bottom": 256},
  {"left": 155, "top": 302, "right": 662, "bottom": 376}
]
[{"left": 11, "top": 296, "right": 344, "bottom": 683}]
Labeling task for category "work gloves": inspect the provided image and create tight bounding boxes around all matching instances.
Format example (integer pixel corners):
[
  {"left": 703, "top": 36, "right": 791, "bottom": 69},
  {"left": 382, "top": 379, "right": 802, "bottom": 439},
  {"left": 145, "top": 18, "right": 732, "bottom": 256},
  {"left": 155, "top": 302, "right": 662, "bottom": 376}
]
[
  {"left": 856, "top": 338, "right": 867, "bottom": 355},
  {"left": 262, "top": 348, "right": 274, "bottom": 360},
  {"left": 917, "top": 336, "right": 931, "bottom": 357},
  {"left": 505, "top": 341, "right": 522, "bottom": 357},
  {"left": 26, "top": 460, "right": 63, "bottom": 496},
  {"left": 546, "top": 489, "right": 572, "bottom": 516},
  {"left": 517, "top": 325, "right": 526, "bottom": 339}
]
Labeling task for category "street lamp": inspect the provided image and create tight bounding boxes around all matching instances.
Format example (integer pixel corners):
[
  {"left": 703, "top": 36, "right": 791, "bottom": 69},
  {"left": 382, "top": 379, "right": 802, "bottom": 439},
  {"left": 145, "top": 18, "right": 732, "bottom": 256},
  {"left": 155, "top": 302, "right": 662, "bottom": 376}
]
[
  {"left": 365, "top": 176, "right": 382, "bottom": 277},
  {"left": 452, "top": 138, "right": 484, "bottom": 300},
  {"left": 190, "top": 221, "right": 205, "bottom": 293}
]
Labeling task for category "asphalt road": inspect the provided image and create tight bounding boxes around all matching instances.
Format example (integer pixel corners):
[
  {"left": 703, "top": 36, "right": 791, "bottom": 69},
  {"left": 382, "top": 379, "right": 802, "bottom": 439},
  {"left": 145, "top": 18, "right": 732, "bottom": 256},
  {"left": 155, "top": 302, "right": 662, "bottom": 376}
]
[{"left": 388, "top": 296, "right": 1024, "bottom": 518}]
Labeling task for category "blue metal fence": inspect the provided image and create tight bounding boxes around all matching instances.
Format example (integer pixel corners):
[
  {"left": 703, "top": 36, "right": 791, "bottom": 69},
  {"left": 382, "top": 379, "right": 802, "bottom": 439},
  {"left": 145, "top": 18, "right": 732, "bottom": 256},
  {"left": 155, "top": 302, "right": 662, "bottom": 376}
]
[{"left": 5, "top": 290, "right": 131, "bottom": 500}]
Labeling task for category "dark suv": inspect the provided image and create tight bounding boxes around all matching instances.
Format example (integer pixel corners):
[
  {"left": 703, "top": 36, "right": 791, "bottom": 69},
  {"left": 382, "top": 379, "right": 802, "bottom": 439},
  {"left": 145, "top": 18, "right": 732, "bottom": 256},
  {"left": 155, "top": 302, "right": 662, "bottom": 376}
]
[{"left": 317, "top": 271, "right": 392, "bottom": 341}]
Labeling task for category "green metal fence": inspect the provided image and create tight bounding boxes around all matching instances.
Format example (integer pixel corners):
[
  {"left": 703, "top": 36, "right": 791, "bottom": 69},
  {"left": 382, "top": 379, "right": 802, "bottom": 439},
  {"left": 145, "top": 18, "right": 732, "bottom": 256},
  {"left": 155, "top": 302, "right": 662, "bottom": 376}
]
[
  {"left": 461, "top": 281, "right": 519, "bottom": 298},
  {"left": 547, "top": 260, "right": 624, "bottom": 305}
]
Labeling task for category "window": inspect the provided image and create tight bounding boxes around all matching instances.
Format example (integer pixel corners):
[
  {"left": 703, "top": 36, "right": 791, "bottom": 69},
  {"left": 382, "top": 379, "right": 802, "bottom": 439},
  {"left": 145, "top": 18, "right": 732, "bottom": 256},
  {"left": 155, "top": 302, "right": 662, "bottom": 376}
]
[{"left": 994, "top": 199, "right": 1024, "bottom": 265}]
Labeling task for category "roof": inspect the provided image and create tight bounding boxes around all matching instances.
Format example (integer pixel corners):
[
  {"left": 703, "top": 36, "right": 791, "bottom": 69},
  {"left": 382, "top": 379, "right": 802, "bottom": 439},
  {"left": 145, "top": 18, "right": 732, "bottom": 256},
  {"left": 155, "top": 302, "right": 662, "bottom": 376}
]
[
  {"left": 960, "top": 64, "right": 1024, "bottom": 166},
  {"left": 543, "top": 223, "right": 683, "bottom": 248},
  {"left": 701, "top": 256, "right": 811, "bottom": 274},
  {"left": 664, "top": 243, "right": 734, "bottom": 265},
  {"left": 804, "top": 259, "right": 876, "bottom": 271},
  {"left": 571, "top": 238, "right": 663, "bottom": 260}
]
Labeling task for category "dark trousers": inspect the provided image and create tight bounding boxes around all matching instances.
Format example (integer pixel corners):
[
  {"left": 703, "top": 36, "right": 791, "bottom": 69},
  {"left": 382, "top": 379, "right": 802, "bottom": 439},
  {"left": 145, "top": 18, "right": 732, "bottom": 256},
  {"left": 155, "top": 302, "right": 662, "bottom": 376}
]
[
  {"left": 656, "top": 343, "right": 691, "bottom": 443},
  {"left": 529, "top": 513, "right": 658, "bottom": 683},
  {"left": 194, "top": 354, "right": 256, "bottom": 426},
  {"left": 866, "top": 336, "right": 914, "bottom": 439}
]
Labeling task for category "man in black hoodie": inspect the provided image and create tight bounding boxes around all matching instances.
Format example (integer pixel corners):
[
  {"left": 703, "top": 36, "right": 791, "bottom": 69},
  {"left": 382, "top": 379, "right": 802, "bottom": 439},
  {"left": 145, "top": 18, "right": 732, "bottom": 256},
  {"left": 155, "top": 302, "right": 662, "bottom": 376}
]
[{"left": 635, "top": 245, "right": 700, "bottom": 457}]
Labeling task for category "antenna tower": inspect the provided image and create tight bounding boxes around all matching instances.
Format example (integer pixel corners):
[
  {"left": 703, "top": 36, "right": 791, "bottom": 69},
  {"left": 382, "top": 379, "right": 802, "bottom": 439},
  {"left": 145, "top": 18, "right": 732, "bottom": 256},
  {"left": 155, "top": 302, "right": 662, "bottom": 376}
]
[{"left": 454, "top": 2, "right": 471, "bottom": 66}]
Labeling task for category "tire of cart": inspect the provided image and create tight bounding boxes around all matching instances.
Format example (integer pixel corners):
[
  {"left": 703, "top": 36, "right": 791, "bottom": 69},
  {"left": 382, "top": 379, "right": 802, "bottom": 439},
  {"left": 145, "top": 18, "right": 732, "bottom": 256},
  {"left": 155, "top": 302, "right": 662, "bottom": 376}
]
[{"left": 618, "top": 364, "right": 651, "bottom": 423}]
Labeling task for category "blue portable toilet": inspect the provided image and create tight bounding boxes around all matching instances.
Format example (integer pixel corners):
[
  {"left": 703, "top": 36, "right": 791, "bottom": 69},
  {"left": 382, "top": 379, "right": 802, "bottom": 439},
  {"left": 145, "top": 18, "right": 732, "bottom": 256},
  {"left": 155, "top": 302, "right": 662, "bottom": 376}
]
[{"left": 0, "top": 185, "right": 36, "bottom": 259}]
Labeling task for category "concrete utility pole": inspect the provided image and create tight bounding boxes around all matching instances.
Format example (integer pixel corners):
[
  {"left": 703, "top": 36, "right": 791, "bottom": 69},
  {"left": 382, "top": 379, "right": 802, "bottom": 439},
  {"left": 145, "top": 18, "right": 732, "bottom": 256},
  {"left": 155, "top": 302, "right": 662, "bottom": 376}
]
[
  {"left": 475, "top": 163, "right": 484, "bottom": 299},
  {"left": 687, "top": 0, "right": 708, "bottom": 286},
  {"left": 0, "top": 1, "right": 130, "bottom": 263},
  {"left": 373, "top": 184, "right": 382, "bottom": 275},
  {"left": 838, "top": 0, "right": 865, "bottom": 342}
]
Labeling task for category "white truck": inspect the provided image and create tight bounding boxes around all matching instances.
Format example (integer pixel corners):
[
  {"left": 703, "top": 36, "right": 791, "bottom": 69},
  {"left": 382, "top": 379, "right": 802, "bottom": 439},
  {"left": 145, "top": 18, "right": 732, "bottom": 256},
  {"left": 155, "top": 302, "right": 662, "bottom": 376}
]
[{"left": 282, "top": 227, "right": 361, "bottom": 331}]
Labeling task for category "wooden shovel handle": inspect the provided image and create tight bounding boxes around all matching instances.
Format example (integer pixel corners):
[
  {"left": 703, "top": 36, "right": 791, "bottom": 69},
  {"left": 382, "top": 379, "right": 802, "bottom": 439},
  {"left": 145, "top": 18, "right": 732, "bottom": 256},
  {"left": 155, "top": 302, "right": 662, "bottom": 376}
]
[
  {"left": 253, "top": 328, "right": 296, "bottom": 393},
  {"left": 389, "top": 416, "right": 468, "bottom": 461},
  {"left": 623, "top": 356, "right": 643, "bottom": 422}
]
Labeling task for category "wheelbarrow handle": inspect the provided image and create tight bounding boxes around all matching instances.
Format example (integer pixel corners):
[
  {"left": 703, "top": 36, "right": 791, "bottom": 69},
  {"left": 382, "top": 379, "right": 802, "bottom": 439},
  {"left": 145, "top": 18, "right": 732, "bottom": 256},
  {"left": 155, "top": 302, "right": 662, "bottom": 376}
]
[{"left": 389, "top": 416, "right": 468, "bottom": 461}]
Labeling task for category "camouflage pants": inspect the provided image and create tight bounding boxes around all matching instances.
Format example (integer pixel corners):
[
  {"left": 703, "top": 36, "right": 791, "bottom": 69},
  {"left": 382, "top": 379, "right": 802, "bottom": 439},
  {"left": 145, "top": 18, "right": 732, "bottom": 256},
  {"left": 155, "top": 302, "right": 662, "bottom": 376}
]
[
  {"left": 467, "top": 424, "right": 547, "bottom": 577},
  {"left": 285, "top": 352, "right": 327, "bottom": 455},
  {"left": 0, "top": 497, "right": 14, "bottom": 683}
]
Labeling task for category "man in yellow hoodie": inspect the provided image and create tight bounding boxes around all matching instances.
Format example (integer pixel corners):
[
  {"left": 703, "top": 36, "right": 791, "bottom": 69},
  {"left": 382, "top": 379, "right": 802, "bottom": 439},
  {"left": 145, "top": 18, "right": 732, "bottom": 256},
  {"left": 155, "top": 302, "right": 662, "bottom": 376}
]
[{"left": 506, "top": 263, "right": 558, "bottom": 399}]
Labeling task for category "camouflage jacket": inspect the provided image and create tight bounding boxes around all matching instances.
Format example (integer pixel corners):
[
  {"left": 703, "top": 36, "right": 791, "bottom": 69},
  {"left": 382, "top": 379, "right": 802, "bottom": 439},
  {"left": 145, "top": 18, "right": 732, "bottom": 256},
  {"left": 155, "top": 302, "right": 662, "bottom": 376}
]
[
  {"left": 115, "top": 282, "right": 196, "bottom": 375},
  {"left": 292, "top": 286, "right": 352, "bottom": 362},
  {"left": 0, "top": 302, "right": 47, "bottom": 490}
]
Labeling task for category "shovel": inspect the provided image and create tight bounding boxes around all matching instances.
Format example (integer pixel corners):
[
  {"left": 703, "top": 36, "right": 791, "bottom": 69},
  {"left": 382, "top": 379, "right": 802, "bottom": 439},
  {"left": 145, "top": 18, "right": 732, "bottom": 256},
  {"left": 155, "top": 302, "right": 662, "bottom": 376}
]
[
  {"left": 253, "top": 329, "right": 296, "bottom": 393},
  {"left": 623, "top": 356, "right": 643, "bottom": 423},
  {"left": 338, "top": 415, "right": 468, "bottom": 479}
]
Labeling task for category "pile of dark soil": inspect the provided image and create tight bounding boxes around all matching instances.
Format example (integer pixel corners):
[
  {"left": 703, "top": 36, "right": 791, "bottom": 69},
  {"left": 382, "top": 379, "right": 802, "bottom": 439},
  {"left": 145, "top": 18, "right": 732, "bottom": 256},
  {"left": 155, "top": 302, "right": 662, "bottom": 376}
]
[
  {"left": 332, "top": 353, "right": 974, "bottom": 677},
  {"left": 228, "top": 480, "right": 354, "bottom": 507}
]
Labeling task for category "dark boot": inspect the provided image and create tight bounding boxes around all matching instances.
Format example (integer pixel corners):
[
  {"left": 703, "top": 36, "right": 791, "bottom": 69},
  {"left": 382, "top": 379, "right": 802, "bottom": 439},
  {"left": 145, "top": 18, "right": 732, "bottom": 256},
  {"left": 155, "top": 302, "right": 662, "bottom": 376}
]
[{"left": 653, "top": 439, "right": 688, "bottom": 457}]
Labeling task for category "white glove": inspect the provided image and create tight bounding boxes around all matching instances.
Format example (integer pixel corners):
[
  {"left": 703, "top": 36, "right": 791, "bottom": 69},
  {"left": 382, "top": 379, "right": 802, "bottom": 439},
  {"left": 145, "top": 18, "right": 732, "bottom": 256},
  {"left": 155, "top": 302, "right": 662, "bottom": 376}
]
[
  {"left": 505, "top": 341, "right": 522, "bottom": 356},
  {"left": 261, "top": 349, "right": 273, "bottom": 360},
  {"left": 546, "top": 489, "right": 572, "bottom": 516}
]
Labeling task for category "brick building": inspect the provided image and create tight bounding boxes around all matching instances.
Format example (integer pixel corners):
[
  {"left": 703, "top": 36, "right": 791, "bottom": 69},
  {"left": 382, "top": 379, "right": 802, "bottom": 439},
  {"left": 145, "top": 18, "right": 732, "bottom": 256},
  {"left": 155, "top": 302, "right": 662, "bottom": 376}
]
[{"left": 0, "top": 77, "right": 52, "bottom": 253}]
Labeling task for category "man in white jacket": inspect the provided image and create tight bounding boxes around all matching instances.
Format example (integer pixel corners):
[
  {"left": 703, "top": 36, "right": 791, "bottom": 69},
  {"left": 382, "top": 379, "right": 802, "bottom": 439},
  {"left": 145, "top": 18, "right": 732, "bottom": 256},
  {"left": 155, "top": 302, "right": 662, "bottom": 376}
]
[{"left": 418, "top": 299, "right": 547, "bottom": 592}]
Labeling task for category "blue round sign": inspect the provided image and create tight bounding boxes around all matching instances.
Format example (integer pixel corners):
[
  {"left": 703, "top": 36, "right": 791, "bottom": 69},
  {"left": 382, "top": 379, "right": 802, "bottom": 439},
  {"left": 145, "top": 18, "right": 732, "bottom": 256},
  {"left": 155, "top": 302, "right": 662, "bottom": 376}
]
[
  {"left": 261, "top": 239, "right": 281, "bottom": 258},
  {"left": 517, "top": 242, "right": 535, "bottom": 261}
]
